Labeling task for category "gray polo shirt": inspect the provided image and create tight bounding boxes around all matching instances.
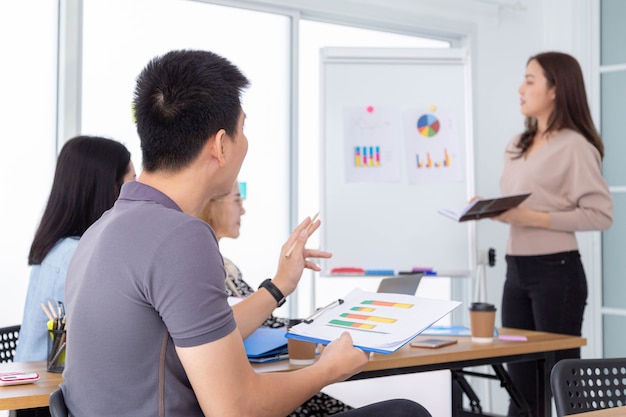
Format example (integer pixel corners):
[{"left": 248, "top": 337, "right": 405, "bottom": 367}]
[{"left": 62, "top": 181, "right": 236, "bottom": 417}]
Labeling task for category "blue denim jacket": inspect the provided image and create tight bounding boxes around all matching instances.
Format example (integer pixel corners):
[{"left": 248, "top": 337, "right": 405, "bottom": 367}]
[{"left": 14, "top": 237, "right": 79, "bottom": 362}]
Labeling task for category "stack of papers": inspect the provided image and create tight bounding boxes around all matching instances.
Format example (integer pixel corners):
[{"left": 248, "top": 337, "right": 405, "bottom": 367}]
[{"left": 286, "top": 288, "right": 461, "bottom": 354}]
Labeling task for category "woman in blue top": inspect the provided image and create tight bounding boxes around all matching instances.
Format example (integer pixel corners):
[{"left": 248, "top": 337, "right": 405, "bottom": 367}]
[{"left": 15, "top": 136, "right": 135, "bottom": 363}]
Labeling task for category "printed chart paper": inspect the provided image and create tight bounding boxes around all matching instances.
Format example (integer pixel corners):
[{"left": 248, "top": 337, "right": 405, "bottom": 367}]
[
  {"left": 286, "top": 288, "right": 461, "bottom": 354},
  {"left": 343, "top": 106, "right": 403, "bottom": 183}
]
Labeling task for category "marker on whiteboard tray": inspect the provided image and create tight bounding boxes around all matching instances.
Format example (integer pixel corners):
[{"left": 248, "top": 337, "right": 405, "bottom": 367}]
[
  {"left": 412, "top": 267, "right": 434, "bottom": 273},
  {"left": 330, "top": 267, "right": 365, "bottom": 275},
  {"left": 364, "top": 269, "right": 395, "bottom": 276}
]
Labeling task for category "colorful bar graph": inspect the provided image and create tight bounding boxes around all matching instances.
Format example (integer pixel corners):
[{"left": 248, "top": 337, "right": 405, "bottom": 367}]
[
  {"left": 415, "top": 148, "right": 451, "bottom": 169},
  {"left": 351, "top": 307, "right": 375, "bottom": 312},
  {"left": 340, "top": 313, "right": 396, "bottom": 323},
  {"left": 354, "top": 145, "right": 381, "bottom": 167},
  {"left": 361, "top": 300, "right": 413, "bottom": 309},
  {"left": 329, "top": 319, "right": 376, "bottom": 330}
]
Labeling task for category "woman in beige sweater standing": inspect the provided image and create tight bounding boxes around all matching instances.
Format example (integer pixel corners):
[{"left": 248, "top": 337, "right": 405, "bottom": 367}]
[{"left": 495, "top": 51, "right": 613, "bottom": 416}]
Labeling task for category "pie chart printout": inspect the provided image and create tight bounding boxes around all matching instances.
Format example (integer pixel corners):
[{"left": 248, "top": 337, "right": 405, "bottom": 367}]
[{"left": 417, "top": 114, "right": 440, "bottom": 137}]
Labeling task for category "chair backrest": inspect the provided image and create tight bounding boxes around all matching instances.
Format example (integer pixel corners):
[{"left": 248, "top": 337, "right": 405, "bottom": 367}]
[
  {"left": 551, "top": 357, "right": 626, "bottom": 416},
  {"left": 0, "top": 325, "right": 20, "bottom": 363},
  {"left": 49, "top": 388, "right": 69, "bottom": 417}
]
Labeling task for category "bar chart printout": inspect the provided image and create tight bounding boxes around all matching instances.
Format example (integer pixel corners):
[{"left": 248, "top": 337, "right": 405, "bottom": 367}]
[{"left": 286, "top": 288, "right": 461, "bottom": 353}]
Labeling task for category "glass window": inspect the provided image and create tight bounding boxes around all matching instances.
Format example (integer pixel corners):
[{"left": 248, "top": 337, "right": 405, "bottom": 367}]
[
  {"left": 603, "top": 314, "right": 626, "bottom": 357},
  {"left": 602, "top": 193, "right": 626, "bottom": 309},
  {"left": 81, "top": 0, "right": 291, "bottom": 288},
  {"left": 600, "top": 70, "right": 626, "bottom": 186},
  {"left": 601, "top": 0, "right": 626, "bottom": 66},
  {"left": 0, "top": 1, "right": 58, "bottom": 327}
]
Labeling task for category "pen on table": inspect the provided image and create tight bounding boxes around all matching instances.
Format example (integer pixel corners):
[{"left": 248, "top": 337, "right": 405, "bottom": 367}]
[
  {"left": 303, "top": 298, "right": 344, "bottom": 324},
  {"left": 285, "top": 211, "right": 319, "bottom": 258}
]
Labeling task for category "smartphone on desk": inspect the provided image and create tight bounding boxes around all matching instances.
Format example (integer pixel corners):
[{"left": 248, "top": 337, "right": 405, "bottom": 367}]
[
  {"left": 0, "top": 372, "right": 40, "bottom": 386},
  {"left": 410, "top": 338, "right": 458, "bottom": 349}
]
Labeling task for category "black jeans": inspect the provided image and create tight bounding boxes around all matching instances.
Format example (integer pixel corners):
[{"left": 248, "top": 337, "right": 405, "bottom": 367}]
[
  {"left": 337, "top": 399, "right": 431, "bottom": 417},
  {"left": 502, "top": 251, "right": 587, "bottom": 417}
]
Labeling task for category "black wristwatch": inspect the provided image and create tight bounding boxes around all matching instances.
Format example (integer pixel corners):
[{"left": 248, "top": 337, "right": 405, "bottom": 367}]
[{"left": 258, "top": 279, "right": 286, "bottom": 307}]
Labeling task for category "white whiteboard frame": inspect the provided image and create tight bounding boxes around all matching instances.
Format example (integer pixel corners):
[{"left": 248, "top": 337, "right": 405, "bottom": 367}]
[{"left": 319, "top": 47, "right": 476, "bottom": 281}]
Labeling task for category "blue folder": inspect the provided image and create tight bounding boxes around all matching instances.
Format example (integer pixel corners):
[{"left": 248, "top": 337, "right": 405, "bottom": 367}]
[
  {"left": 420, "top": 325, "right": 498, "bottom": 337},
  {"left": 243, "top": 327, "right": 288, "bottom": 361}
]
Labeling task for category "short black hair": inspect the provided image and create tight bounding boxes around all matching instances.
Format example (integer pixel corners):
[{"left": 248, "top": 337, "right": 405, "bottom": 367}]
[{"left": 133, "top": 49, "right": 250, "bottom": 172}]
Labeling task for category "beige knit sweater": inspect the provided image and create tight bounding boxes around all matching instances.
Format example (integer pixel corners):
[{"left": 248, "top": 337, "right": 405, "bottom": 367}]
[{"left": 499, "top": 128, "right": 613, "bottom": 256}]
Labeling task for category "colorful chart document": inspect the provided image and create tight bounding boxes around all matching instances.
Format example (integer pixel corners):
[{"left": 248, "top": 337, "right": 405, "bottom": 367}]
[{"left": 286, "top": 288, "right": 461, "bottom": 354}]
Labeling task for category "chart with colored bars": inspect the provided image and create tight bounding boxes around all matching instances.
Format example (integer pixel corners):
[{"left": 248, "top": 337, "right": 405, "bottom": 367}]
[
  {"left": 416, "top": 148, "right": 451, "bottom": 168},
  {"left": 286, "top": 288, "right": 461, "bottom": 353},
  {"left": 327, "top": 299, "right": 414, "bottom": 332},
  {"left": 417, "top": 114, "right": 440, "bottom": 137},
  {"left": 355, "top": 146, "right": 381, "bottom": 167}
]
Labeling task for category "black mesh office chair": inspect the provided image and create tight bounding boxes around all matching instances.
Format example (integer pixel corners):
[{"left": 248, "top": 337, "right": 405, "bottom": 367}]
[
  {"left": 550, "top": 357, "right": 626, "bottom": 416},
  {"left": 49, "top": 389, "right": 69, "bottom": 417},
  {"left": 0, "top": 324, "right": 20, "bottom": 363}
]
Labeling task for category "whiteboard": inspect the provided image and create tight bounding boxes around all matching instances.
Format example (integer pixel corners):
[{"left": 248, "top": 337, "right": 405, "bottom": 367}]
[{"left": 320, "top": 47, "right": 474, "bottom": 275}]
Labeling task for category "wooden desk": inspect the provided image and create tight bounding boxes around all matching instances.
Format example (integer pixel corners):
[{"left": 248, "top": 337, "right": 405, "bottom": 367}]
[
  {"left": 575, "top": 406, "right": 626, "bottom": 416},
  {"left": 255, "top": 328, "right": 586, "bottom": 417},
  {"left": 0, "top": 329, "right": 585, "bottom": 415},
  {"left": 0, "top": 361, "right": 62, "bottom": 410}
]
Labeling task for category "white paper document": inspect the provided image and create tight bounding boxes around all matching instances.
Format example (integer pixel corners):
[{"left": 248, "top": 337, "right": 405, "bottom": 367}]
[{"left": 286, "top": 288, "right": 461, "bottom": 354}]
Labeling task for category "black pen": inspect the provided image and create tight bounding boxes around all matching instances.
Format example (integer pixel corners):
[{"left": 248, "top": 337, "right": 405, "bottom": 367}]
[{"left": 303, "top": 299, "right": 344, "bottom": 324}]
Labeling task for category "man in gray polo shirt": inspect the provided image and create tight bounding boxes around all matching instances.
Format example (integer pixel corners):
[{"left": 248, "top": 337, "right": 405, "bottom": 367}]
[{"left": 62, "top": 49, "right": 431, "bottom": 417}]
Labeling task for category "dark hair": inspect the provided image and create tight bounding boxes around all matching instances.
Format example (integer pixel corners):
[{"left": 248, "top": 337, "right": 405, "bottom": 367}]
[
  {"left": 515, "top": 51, "right": 604, "bottom": 158},
  {"left": 133, "top": 49, "right": 250, "bottom": 172},
  {"left": 28, "top": 136, "right": 131, "bottom": 265}
]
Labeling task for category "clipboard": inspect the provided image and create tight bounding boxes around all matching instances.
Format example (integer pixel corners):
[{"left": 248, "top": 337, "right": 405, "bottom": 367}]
[{"left": 286, "top": 288, "right": 461, "bottom": 354}]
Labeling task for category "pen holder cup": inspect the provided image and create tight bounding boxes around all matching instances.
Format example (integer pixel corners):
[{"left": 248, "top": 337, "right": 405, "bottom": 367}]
[
  {"left": 47, "top": 329, "right": 66, "bottom": 373},
  {"left": 287, "top": 319, "right": 316, "bottom": 366}
]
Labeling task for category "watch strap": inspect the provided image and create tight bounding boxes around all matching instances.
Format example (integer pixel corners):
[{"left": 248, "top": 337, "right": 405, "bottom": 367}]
[{"left": 258, "top": 279, "right": 286, "bottom": 307}]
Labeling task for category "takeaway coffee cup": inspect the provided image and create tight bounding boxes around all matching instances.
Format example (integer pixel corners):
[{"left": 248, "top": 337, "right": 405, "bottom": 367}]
[
  {"left": 287, "top": 319, "right": 316, "bottom": 366},
  {"left": 469, "top": 302, "right": 496, "bottom": 343}
]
